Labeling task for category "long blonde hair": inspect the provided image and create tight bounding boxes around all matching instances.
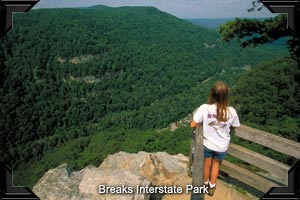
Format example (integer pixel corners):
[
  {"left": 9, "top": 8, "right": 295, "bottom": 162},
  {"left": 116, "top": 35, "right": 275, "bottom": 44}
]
[{"left": 208, "top": 81, "right": 229, "bottom": 122}]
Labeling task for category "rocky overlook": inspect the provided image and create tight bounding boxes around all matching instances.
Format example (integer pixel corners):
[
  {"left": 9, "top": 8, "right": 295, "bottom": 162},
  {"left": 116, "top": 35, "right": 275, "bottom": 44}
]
[{"left": 32, "top": 151, "right": 254, "bottom": 200}]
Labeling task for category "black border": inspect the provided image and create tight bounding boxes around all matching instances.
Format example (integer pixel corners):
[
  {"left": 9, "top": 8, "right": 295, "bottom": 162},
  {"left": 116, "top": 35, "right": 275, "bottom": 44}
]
[
  {"left": 261, "top": 160, "right": 300, "bottom": 199},
  {"left": 260, "top": 0, "right": 300, "bottom": 36},
  {"left": 0, "top": 1, "right": 39, "bottom": 199},
  {"left": 0, "top": 0, "right": 39, "bottom": 37},
  {"left": 0, "top": 161, "right": 39, "bottom": 199}
]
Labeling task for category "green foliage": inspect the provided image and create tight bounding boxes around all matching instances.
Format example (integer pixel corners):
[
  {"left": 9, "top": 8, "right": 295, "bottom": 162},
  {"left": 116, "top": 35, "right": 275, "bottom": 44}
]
[
  {"left": 232, "top": 58, "right": 300, "bottom": 138},
  {"left": 219, "top": 15, "right": 289, "bottom": 47},
  {"left": 219, "top": 15, "right": 300, "bottom": 66},
  {"left": 231, "top": 58, "right": 300, "bottom": 164}
]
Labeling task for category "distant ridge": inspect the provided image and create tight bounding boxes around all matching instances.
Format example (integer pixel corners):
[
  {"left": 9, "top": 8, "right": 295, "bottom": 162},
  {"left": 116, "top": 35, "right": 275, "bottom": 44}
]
[
  {"left": 185, "top": 18, "right": 286, "bottom": 46},
  {"left": 82, "top": 4, "right": 158, "bottom": 10},
  {"left": 185, "top": 18, "right": 235, "bottom": 30},
  {"left": 185, "top": 18, "right": 272, "bottom": 30},
  {"left": 81, "top": 4, "right": 112, "bottom": 10}
]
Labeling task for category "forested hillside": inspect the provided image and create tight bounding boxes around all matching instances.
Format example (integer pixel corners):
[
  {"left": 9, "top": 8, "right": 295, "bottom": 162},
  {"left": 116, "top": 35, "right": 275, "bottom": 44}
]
[
  {"left": 232, "top": 58, "right": 300, "bottom": 141},
  {"left": 0, "top": 5, "right": 291, "bottom": 187}
]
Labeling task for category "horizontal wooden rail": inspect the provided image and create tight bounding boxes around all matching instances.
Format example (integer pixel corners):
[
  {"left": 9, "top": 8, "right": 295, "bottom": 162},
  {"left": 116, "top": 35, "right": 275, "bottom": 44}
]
[
  {"left": 235, "top": 124, "right": 300, "bottom": 159},
  {"left": 221, "top": 160, "right": 278, "bottom": 193},
  {"left": 189, "top": 122, "right": 298, "bottom": 196},
  {"left": 228, "top": 143, "right": 289, "bottom": 185}
]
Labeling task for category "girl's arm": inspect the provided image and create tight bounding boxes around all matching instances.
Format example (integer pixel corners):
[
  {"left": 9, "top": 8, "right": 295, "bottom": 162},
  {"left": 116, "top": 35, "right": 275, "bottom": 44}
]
[{"left": 190, "top": 120, "right": 202, "bottom": 128}]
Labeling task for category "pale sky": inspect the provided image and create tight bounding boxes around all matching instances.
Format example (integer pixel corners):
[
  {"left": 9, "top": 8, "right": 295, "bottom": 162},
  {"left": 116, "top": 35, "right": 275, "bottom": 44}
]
[{"left": 34, "top": 0, "right": 277, "bottom": 19}]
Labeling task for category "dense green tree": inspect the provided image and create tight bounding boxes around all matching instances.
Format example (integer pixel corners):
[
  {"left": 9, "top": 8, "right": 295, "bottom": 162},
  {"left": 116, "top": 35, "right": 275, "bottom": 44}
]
[
  {"left": 219, "top": 5, "right": 300, "bottom": 67},
  {"left": 232, "top": 58, "right": 300, "bottom": 141}
]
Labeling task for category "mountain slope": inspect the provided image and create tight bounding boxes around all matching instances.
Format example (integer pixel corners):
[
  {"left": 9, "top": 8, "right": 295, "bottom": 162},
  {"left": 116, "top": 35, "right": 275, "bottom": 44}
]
[{"left": 0, "top": 6, "right": 288, "bottom": 171}]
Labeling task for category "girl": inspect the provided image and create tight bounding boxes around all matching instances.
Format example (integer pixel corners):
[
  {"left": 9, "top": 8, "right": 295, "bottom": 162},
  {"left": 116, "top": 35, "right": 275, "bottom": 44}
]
[{"left": 190, "top": 81, "right": 240, "bottom": 196}]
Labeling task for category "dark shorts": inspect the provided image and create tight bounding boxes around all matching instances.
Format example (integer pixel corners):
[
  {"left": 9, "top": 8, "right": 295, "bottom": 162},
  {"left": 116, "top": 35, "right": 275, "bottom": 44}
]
[{"left": 204, "top": 146, "right": 227, "bottom": 161}]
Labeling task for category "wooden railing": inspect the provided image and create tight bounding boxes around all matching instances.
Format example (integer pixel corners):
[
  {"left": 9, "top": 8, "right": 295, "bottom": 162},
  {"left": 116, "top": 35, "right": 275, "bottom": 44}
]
[
  {"left": 190, "top": 124, "right": 300, "bottom": 199},
  {"left": 224, "top": 124, "right": 300, "bottom": 192}
]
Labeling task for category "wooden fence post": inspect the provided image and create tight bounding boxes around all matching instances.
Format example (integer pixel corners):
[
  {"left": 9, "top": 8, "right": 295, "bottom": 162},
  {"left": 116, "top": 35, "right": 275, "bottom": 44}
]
[{"left": 190, "top": 127, "right": 204, "bottom": 200}]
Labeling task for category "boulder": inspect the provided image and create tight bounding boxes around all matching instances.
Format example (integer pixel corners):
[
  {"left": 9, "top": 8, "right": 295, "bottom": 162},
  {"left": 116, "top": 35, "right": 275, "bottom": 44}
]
[
  {"left": 79, "top": 167, "right": 151, "bottom": 200},
  {"left": 32, "top": 163, "right": 81, "bottom": 200},
  {"left": 99, "top": 151, "right": 191, "bottom": 187},
  {"left": 33, "top": 163, "right": 151, "bottom": 200},
  {"left": 32, "top": 151, "right": 251, "bottom": 200},
  {"left": 33, "top": 151, "right": 191, "bottom": 199}
]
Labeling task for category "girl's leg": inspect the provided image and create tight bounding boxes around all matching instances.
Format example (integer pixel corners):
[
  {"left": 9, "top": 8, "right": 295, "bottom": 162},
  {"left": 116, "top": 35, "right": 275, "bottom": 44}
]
[
  {"left": 204, "top": 157, "right": 212, "bottom": 183},
  {"left": 210, "top": 158, "right": 221, "bottom": 184}
]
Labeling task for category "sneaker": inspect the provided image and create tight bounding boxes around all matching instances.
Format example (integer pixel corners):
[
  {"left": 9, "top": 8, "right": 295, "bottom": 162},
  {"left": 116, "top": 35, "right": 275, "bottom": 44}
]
[
  {"left": 204, "top": 182, "right": 209, "bottom": 188},
  {"left": 208, "top": 185, "right": 216, "bottom": 196},
  {"left": 203, "top": 180, "right": 209, "bottom": 188}
]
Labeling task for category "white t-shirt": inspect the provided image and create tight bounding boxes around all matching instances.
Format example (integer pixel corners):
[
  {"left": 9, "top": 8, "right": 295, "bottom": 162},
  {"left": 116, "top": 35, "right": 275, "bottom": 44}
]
[{"left": 193, "top": 104, "right": 240, "bottom": 152}]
